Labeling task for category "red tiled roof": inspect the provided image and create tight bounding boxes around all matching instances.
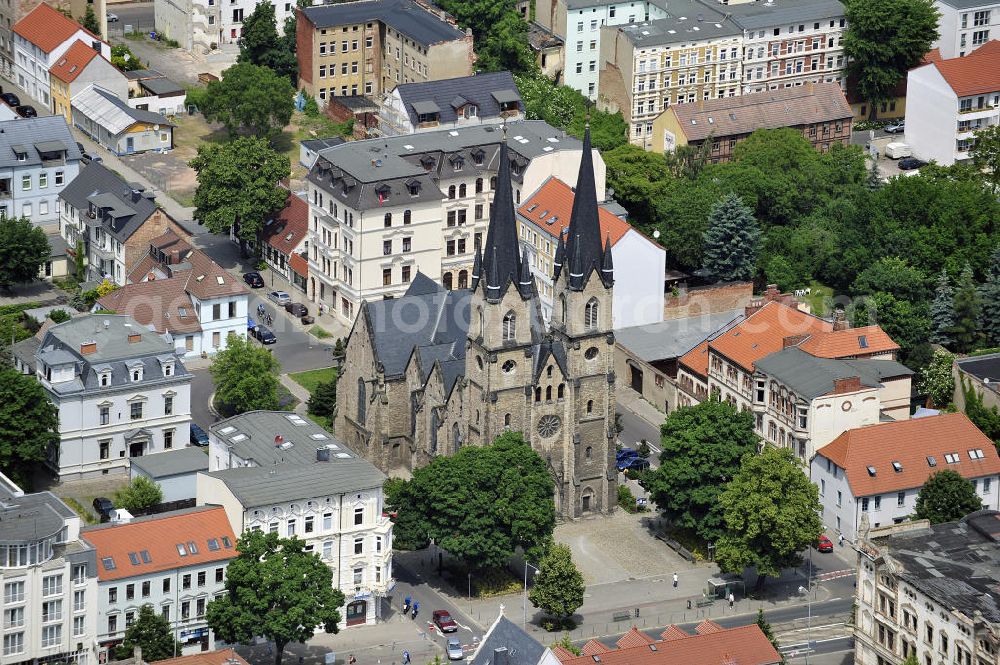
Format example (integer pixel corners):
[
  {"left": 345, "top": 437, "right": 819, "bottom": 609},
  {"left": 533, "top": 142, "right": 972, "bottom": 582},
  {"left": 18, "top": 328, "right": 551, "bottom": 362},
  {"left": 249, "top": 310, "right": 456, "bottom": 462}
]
[
  {"left": 551, "top": 646, "right": 577, "bottom": 661},
  {"left": 156, "top": 651, "right": 249, "bottom": 665},
  {"left": 679, "top": 338, "right": 712, "bottom": 379},
  {"left": 144, "top": 230, "right": 248, "bottom": 301},
  {"left": 695, "top": 620, "right": 723, "bottom": 635},
  {"left": 796, "top": 325, "right": 899, "bottom": 358},
  {"left": 96, "top": 277, "right": 202, "bottom": 335},
  {"left": 582, "top": 640, "right": 612, "bottom": 655},
  {"left": 13, "top": 3, "right": 100, "bottom": 53},
  {"left": 265, "top": 194, "right": 308, "bottom": 256},
  {"left": 816, "top": 413, "right": 1000, "bottom": 497},
  {"left": 49, "top": 40, "right": 99, "bottom": 83},
  {"left": 930, "top": 40, "right": 1000, "bottom": 97},
  {"left": 289, "top": 252, "right": 309, "bottom": 277},
  {"left": 660, "top": 625, "right": 689, "bottom": 641},
  {"left": 710, "top": 301, "right": 832, "bottom": 372},
  {"left": 559, "top": 625, "right": 781, "bottom": 665},
  {"left": 922, "top": 48, "right": 942, "bottom": 65},
  {"left": 617, "top": 626, "right": 656, "bottom": 649},
  {"left": 517, "top": 177, "right": 636, "bottom": 247},
  {"left": 82, "top": 506, "right": 237, "bottom": 581}
]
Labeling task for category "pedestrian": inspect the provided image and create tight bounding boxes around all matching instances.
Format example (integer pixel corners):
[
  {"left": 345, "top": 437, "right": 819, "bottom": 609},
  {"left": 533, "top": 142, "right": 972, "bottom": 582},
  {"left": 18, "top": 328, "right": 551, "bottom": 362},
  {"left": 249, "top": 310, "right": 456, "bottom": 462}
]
[
  {"left": 672, "top": 573, "right": 678, "bottom": 588},
  {"left": 402, "top": 652, "right": 410, "bottom": 665},
  {"left": 728, "top": 592, "right": 734, "bottom": 609},
  {"left": 348, "top": 656, "right": 356, "bottom": 665},
  {"left": 838, "top": 534, "right": 844, "bottom": 547}
]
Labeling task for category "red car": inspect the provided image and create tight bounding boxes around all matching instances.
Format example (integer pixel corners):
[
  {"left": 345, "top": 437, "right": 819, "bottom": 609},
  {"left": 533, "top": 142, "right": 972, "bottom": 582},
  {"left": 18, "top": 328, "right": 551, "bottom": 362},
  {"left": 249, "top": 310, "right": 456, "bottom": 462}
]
[
  {"left": 816, "top": 534, "right": 834, "bottom": 553},
  {"left": 433, "top": 610, "right": 458, "bottom": 633}
]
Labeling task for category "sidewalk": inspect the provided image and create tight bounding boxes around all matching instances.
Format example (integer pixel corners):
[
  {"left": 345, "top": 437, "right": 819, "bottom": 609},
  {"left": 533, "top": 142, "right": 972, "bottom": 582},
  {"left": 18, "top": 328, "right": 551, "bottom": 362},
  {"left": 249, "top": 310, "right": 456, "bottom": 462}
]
[
  {"left": 280, "top": 373, "right": 311, "bottom": 416},
  {"left": 617, "top": 387, "right": 666, "bottom": 430}
]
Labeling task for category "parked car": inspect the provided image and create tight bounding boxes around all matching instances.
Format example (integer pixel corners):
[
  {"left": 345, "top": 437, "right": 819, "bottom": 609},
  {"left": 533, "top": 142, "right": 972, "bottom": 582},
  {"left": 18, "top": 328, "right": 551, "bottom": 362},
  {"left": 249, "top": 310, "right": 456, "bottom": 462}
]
[
  {"left": 621, "top": 457, "right": 650, "bottom": 473},
  {"left": 884, "top": 120, "right": 905, "bottom": 134},
  {"left": 885, "top": 142, "right": 911, "bottom": 159},
  {"left": 190, "top": 423, "right": 209, "bottom": 447},
  {"left": 432, "top": 610, "right": 458, "bottom": 633},
  {"left": 76, "top": 142, "right": 85, "bottom": 154},
  {"left": 253, "top": 324, "right": 277, "bottom": 344},
  {"left": 616, "top": 448, "right": 639, "bottom": 462},
  {"left": 1, "top": 92, "right": 21, "bottom": 107},
  {"left": 446, "top": 637, "right": 464, "bottom": 661},
  {"left": 93, "top": 497, "right": 114, "bottom": 520},
  {"left": 81, "top": 152, "right": 102, "bottom": 164},
  {"left": 898, "top": 157, "right": 927, "bottom": 170},
  {"left": 243, "top": 271, "right": 264, "bottom": 288},
  {"left": 268, "top": 290, "right": 291, "bottom": 306},
  {"left": 106, "top": 11, "right": 119, "bottom": 21},
  {"left": 15, "top": 105, "right": 35, "bottom": 118},
  {"left": 285, "top": 302, "right": 308, "bottom": 317},
  {"left": 816, "top": 534, "right": 834, "bottom": 553}
]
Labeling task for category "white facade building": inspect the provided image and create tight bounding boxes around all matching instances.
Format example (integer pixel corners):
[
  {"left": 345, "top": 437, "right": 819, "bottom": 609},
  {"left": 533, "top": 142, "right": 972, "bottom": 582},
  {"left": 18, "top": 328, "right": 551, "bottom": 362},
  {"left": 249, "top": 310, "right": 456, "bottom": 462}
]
[
  {"left": 0, "top": 472, "right": 99, "bottom": 665},
  {"left": 22, "top": 315, "right": 193, "bottom": 480},
  {"left": 934, "top": 0, "right": 1000, "bottom": 58},
  {"left": 905, "top": 41, "right": 1000, "bottom": 165},
  {"left": 811, "top": 413, "right": 1000, "bottom": 541},
  {"left": 196, "top": 411, "right": 393, "bottom": 628},
  {"left": 81, "top": 507, "right": 237, "bottom": 658}
]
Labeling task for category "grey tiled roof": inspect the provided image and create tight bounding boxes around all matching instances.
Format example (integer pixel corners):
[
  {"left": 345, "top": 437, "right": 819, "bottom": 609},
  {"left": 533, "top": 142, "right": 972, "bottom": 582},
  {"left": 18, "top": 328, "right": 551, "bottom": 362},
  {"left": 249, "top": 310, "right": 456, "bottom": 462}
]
[
  {"left": 615, "top": 309, "right": 746, "bottom": 362},
  {"left": 754, "top": 347, "right": 913, "bottom": 400},
  {"left": 210, "top": 410, "right": 355, "bottom": 468},
  {"left": 0, "top": 116, "right": 81, "bottom": 168},
  {"left": 720, "top": 0, "right": 846, "bottom": 30},
  {"left": 469, "top": 614, "right": 547, "bottom": 665},
  {"left": 207, "top": 459, "right": 385, "bottom": 507},
  {"left": 615, "top": 0, "right": 741, "bottom": 48},
  {"left": 130, "top": 447, "right": 208, "bottom": 478},
  {"left": 59, "top": 162, "right": 159, "bottom": 243},
  {"left": 301, "top": 0, "right": 466, "bottom": 46},
  {"left": 394, "top": 71, "right": 521, "bottom": 127}
]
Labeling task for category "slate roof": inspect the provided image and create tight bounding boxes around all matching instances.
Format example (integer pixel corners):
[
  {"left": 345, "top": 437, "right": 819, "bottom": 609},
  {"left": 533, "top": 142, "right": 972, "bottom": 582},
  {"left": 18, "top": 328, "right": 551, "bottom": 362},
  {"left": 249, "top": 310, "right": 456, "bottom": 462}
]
[
  {"left": 556, "top": 127, "right": 611, "bottom": 291},
  {"left": 877, "top": 510, "right": 1000, "bottom": 623},
  {"left": 49, "top": 40, "right": 101, "bottom": 83},
  {"left": 816, "top": 413, "right": 1000, "bottom": 497},
  {"left": 469, "top": 614, "right": 547, "bottom": 665},
  {"left": 615, "top": 0, "right": 740, "bottom": 48},
  {"left": 720, "top": 0, "right": 846, "bottom": 30},
  {"left": 13, "top": 2, "right": 100, "bottom": 53},
  {"left": 0, "top": 481, "right": 77, "bottom": 543},
  {"left": 754, "top": 347, "right": 912, "bottom": 400},
  {"left": 59, "top": 161, "right": 158, "bottom": 243},
  {"left": 615, "top": 309, "right": 746, "bottom": 363},
  {"left": 393, "top": 71, "right": 522, "bottom": 126},
  {"left": 936, "top": 0, "right": 997, "bottom": 10},
  {"left": 207, "top": 461, "right": 386, "bottom": 507},
  {"left": 301, "top": 137, "right": 346, "bottom": 152},
  {"left": 210, "top": 410, "right": 357, "bottom": 468},
  {"left": 668, "top": 83, "right": 853, "bottom": 143},
  {"left": 129, "top": 447, "right": 209, "bottom": 478},
  {"left": 72, "top": 85, "right": 174, "bottom": 135},
  {"left": 0, "top": 116, "right": 81, "bottom": 168},
  {"left": 957, "top": 352, "right": 1000, "bottom": 390},
  {"left": 925, "top": 40, "right": 1000, "bottom": 97},
  {"left": 301, "top": 0, "right": 466, "bottom": 46},
  {"left": 517, "top": 177, "right": 632, "bottom": 246},
  {"left": 146, "top": 230, "right": 248, "bottom": 301},
  {"left": 139, "top": 76, "right": 184, "bottom": 97}
]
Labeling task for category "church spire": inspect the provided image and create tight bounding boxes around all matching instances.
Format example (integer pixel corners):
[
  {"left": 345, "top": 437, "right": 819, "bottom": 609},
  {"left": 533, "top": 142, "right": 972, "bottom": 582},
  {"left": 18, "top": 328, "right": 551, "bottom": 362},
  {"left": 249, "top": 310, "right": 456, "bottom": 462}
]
[
  {"left": 552, "top": 232, "right": 566, "bottom": 281},
  {"left": 478, "top": 125, "right": 532, "bottom": 302},
  {"left": 470, "top": 243, "right": 483, "bottom": 291},
  {"left": 600, "top": 233, "right": 614, "bottom": 285},
  {"left": 563, "top": 124, "right": 609, "bottom": 290}
]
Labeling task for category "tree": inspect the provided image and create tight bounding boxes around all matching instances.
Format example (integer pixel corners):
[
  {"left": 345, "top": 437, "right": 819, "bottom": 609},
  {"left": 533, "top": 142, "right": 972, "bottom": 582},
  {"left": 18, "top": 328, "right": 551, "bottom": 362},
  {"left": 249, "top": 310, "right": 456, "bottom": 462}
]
[
  {"left": 979, "top": 247, "right": 1000, "bottom": 347},
  {"left": 209, "top": 334, "right": 281, "bottom": 416},
  {"left": 715, "top": 447, "right": 822, "bottom": 588},
  {"left": 81, "top": 5, "right": 101, "bottom": 36},
  {"left": 207, "top": 531, "right": 344, "bottom": 665},
  {"left": 641, "top": 398, "right": 759, "bottom": 543},
  {"left": 48, "top": 309, "right": 70, "bottom": 324},
  {"left": 951, "top": 263, "right": 982, "bottom": 353},
  {"left": 202, "top": 62, "right": 295, "bottom": 138},
  {"left": 477, "top": 13, "right": 537, "bottom": 75},
  {"left": 0, "top": 215, "right": 50, "bottom": 289},
  {"left": 929, "top": 269, "right": 956, "bottom": 346},
  {"left": 843, "top": 0, "right": 939, "bottom": 117},
  {"left": 307, "top": 377, "right": 338, "bottom": 420},
  {"left": 115, "top": 604, "right": 181, "bottom": 661},
  {"left": 848, "top": 291, "right": 930, "bottom": 365},
  {"left": 551, "top": 635, "right": 581, "bottom": 657},
  {"left": 756, "top": 609, "right": 783, "bottom": 663},
  {"left": 74, "top": 239, "right": 86, "bottom": 281},
  {"left": 382, "top": 477, "right": 407, "bottom": 512},
  {"left": 914, "top": 469, "right": 983, "bottom": 523},
  {"left": 852, "top": 257, "right": 929, "bottom": 302},
  {"left": 919, "top": 348, "right": 955, "bottom": 408},
  {"left": 393, "top": 432, "right": 555, "bottom": 571},
  {"left": 962, "top": 377, "right": 1000, "bottom": 446},
  {"left": 190, "top": 136, "right": 290, "bottom": 255},
  {"left": 238, "top": 2, "right": 298, "bottom": 82},
  {"left": 113, "top": 476, "right": 163, "bottom": 512},
  {"left": 111, "top": 44, "right": 142, "bottom": 71},
  {"left": 528, "top": 543, "right": 585, "bottom": 625},
  {"left": 702, "top": 193, "right": 761, "bottom": 282},
  {"left": 971, "top": 124, "right": 1000, "bottom": 193},
  {"left": 0, "top": 367, "right": 59, "bottom": 486}
]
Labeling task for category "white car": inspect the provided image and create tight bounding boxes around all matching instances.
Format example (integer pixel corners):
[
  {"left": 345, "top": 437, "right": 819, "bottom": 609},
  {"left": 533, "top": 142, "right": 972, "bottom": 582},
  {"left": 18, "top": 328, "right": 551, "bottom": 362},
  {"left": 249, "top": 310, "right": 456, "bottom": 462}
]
[
  {"left": 446, "top": 637, "right": 464, "bottom": 661},
  {"left": 267, "top": 290, "right": 291, "bottom": 306},
  {"left": 106, "top": 11, "right": 119, "bottom": 21}
]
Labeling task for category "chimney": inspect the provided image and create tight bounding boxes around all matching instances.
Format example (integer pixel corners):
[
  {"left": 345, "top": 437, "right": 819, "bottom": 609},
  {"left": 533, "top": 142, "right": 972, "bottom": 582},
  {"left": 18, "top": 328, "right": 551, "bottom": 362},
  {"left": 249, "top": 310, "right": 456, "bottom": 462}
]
[
  {"left": 765, "top": 284, "right": 780, "bottom": 302},
  {"left": 492, "top": 648, "right": 510, "bottom": 665},
  {"left": 128, "top": 333, "right": 141, "bottom": 344},
  {"left": 783, "top": 334, "right": 809, "bottom": 349},
  {"left": 80, "top": 341, "right": 97, "bottom": 355},
  {"left": 833, "top": 376, "right": 861, "bottom": 394},
  {"left": 832, "top": 310, "right": 849, "bottom": 331}
]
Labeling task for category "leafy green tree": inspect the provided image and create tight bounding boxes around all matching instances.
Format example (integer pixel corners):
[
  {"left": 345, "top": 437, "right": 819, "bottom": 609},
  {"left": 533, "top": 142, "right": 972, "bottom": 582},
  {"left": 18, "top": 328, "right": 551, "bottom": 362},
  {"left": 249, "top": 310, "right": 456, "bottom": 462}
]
[
  {"left": 637, "top": 440, "right": 651, "bottom": 459},
  {"left": 115, "top": 604, "right": 181, "bottom": 661},
  {"left": 914, "top": 469, "right": 983, "bottom": 523},
  {"left": 929, "top": 269, "right": 956, "bottom": 346},
  {"left": 641, "top": 398, "right": 759, "bottom": 543},
  {"left": 303, "top": 95, "right": 319, "bottom": 118},
  {"left": 551, "top": 635, "right": 581, "bottom": 656},
  {"left": 528, "top": 543, "right": 585, "bottom": 624},
  {"left": 901, "top": 655, "right": 919, "bottom": 665},
  {"left": 971, "top": 124, "right": 1000, "bottom": 194},
  {"left": 952, "top": 264, "right": 982, "bottom": 353},
  {"left": 0, "top": 216, "right": 50, "bottom": 289},
  {"left": 207, "top": 531, "right": 344, "bottom": 665},
  {"left": 0, "top": 367, "right": 58, "bottom": 487},
  {"left": 383, "top": 477, "right": 407, "bottom": 512},
  {"left": 393, "top": 431, "right": 555, "bottom": 571},
  {"left": 978, "top": 247, "right": 1000, "bottom": 347},
  {"left": 48, "top": 309, "right": 70, "bottom": 324},
  {"left": 74, "top": 239, "right": 86, "bottom": 281},
  {"left": 756, "top": 609, "right": 783, "bottom": 663},
  {"left": 209, "top": 334, "right": 281, "bottom": 416},
  {"left": 306, "top": 376, "right": 338, "bottom": 420},
  {"left": 962, "top": 377, "right": 1000, "bottom": 446},
  {"left": 81, "top": 5, "right": 101, "bottom": 35},
  {"left": 852, "top": 257, "right": 929, "bottom": 302},
  {"left": 478, "top": 13, "right": 537, "bottom": 75},
  {"left": 190, "top": 136, "right": 290, "bottom": 256},
  {"left": 764, "top": 255, "right": 804, "bottom": 293},
  {"left": 202, "top": 62, "right": 295, "bottom": 138},
  {"left": 113, "top": 476, "right": 163, "bottom": 512},
  {"left": 715, "top": 447, "right": 822, "bottom": 588},
  {"left": 514, "top": 73, "right": 627, "bottom": 151},
  {"left": 919, "top": 348, "right": 955, "bottom": 408},
  {"left": 111, "top": 44, "right": 142, "bottom": 71},
  {"left": 848, "top": 291, "right": 930, "bottom": 365},
  {"left": 238, "top": 2, "right": 298, "bottom": 82},
  {"left": 702, "top": 193, "right": 761, "bottom": 282},
  {"left": 843, "top": 0, "right": 939, "bottom": 117}
]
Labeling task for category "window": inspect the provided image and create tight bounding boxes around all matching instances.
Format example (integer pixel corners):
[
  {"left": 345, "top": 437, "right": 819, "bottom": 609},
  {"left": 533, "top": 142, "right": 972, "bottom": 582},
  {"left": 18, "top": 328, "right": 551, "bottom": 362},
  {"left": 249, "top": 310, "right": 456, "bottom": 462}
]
[
  {"left": 874, "top": 496, "right": 881, "bottom": 510},
  {"left": 42, "top": 625, "right": 61, "bottom": 647},
  {"left": 100, "top": 404, "right": 110, "bottom": 425},
  {"left": 3, "top": 633, "right": 24, "bottom": 656},
  {"left": 216, "top": 567, "right": 224, "bottom": 583},
  {"left": 353, "top": 567, "right": 364, "bottom": 585},
  {"left": 42, "top": 599, "right": 62, "bottom": 622},
  {"left": 897, "top": 491, "right": 905, "bottom": 507},
  {"left": 39, "top": 172, "right": 47, "bottom": 188},
  {"left": 383, "top": 268, "right": 392, "bottom": 286},
  {"left": 287, "top": 518, "right": 296, "bottom": 536},
  {"left": 323, "top": 512, "right": 333, "bottom": 530},
  {"left": 42, "top": 575, "right": 62, "bottom": 597},
  {"left": 182, "top": 574, "right": 191, "bottom": 590},
  {"left": 584, "top": 298, "right": 599, "bottom": 330},
  {"left": 163, "top": 578, "right": 170, "bottom": 593},
  {"left": 197, "top": 571, "right": 206, "bottom": 587},
  {"left": 354, "top": 537, "right": 364, "bottom": 554},
  {"left": 4, "top": 581, "right": 23, "bottom": 605},
  {"left": 502, "top": 311, "right": 516, "bottom": 340},
  {"left": 973, "top": 29, "right": 990, "bottom": 45},
  {"left": 383, "top": 239, "right": 392, "bottom": 255},
  {"left": 164, "top": 395, "right": 173, "bottom": 416},
  {"left": 836, "top": 490, "right": 842, "bottom": 507},
  {"left": 354, "top": 505, "right": 364, "bottom": 525},
  {"left": 974, "top": 9, "right": 991, "bottom": 25},
  {"left": 21, "top": 175, "right": 30, "bottom": 191},
  {"left": 73, "top": 589, "right": 85, "bottom": 611},
  {"left": 862, "top": 497, "right": 869, "bottom": 511},
  {"left": 4, "top": 607, "right": 24, "bottom": 628},
  {"left": 130, "top": 401, "right": 143, "bottom": 420},
  {"left": 107, "top": 586, "right": 117, "bottom": 603},
  {"left": 108, "top": 615, "right": 118, "bottom": 634},
  {"left": 402, "top": 266, "right": 411, "bottom": 283}
]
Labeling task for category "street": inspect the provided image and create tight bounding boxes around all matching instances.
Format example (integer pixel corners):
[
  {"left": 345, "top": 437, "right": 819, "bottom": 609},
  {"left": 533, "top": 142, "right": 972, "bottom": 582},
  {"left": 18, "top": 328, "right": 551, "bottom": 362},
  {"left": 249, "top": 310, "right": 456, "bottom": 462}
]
[{"left": 106, "top": 1, "right": 155, "bottom": 33}]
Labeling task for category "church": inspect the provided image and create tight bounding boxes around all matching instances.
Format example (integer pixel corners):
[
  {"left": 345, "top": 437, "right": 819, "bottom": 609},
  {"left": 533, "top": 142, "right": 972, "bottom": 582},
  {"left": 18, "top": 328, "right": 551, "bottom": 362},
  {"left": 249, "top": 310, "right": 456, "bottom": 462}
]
[{"left": 334, "top": 125, "right": 618, "bottom": 519}]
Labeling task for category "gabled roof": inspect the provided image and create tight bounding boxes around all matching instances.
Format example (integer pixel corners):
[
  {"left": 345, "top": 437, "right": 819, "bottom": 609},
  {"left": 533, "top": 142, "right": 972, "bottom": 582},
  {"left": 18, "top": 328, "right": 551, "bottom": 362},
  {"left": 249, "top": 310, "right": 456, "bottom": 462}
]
[
  {"left": 709, "top": 301, "right": 832, "bottom": 372},
  {"left": 96, "top": 276, "right": 202, "bottom": 335},
  {"left": 0, "top": 116, "right": 81, "bottom": 169},
  {"left": 394, "top": 71, "right": 521, "bottom": 126},
  {"left": 13, "top": 2, "right": 99, "bottom": 53},
  {"left": 695, "top": 619, "right": 723, "bottom": 635},
  {"left": 754, "top": 347, "right": 912, "bottom": 401},
  {"left": 816, "top": 413, "right": 1000, "bottom": 497},
  {"left": 617, "top": 627, "right": 656, "bottom": 649},
  {"left": 60, "top": 162, "right": 159, "bottom": 243},
  {"left": 264, "top": 194, "right": 308, "bottom": 257},
  {"left": 469, "top": 613, "right": 547, "bottom": 665},
  {"left": 925, "top": 40, "right": 1000, "bottom": 97},
  {"left": 796, "top": 325, "right": 899, "bottom": 358},
  {"left": 557, "top": 624, "right": 781, "bottom": 665},
  {"left": 660, "top": 625, "right": 688, "bottom": 641},
  {"left": 155, "top": 651, "right": 250, "bottom": 665},
  {"left": 582, "top": 639, "right": 612, "bottom": 654},
  {"left": 517, "top": 177, "right": 633, "bottom": 247},
  {"left": 72, "top": 85, "right": 174, "bottom": 136},
  {"left": 49, "top": 40, "right": 101, "bottom": 83},
  {"left": 144, "top": 230, "right": 247, "bottom": 301},
  {"left": 82, "top": 506, "right": 236, "bottom": 581}
]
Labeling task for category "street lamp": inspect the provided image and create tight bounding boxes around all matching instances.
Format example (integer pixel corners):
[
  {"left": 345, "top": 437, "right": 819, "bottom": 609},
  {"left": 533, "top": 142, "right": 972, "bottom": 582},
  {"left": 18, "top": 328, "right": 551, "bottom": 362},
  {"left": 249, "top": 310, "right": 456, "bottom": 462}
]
[
  {"left": 523, "top": 561, "right": 540, "bottom": 627},
  {"left": 468, "top": 573, "right": 472, "bottom": 614}
]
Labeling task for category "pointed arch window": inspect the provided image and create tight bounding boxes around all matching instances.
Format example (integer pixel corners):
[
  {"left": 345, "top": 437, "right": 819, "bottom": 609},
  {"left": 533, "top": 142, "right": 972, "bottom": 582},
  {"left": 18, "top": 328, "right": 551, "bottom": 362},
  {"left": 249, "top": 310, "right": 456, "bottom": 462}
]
[
  {"left": 357, "top": 378, "right": 366, "bottom": 422},
  {"left": 545, "top": 386, "right": 552, "bottom": 401},
  {"left": 477, "top": 306, "right": 484, "bottom": 337},
  {"left": 475, "top": 178, "right": 483, "bottom": 193},
  {"left": 502, "top": 311, "right": 516, "bottom": 341},
  {"left": 585, "top": 298, "right": 599, "bottom": 330},
  {"left": 452, "top": 422, "right": 462, "bottom": 451},
  {"left": 430, "top": 410, "right": 439, "bottom": 454},
  {"left": 503, "top": 413, "right": 511, "bottom": 429},
  {"left": 557, "top": 383, "right": 565, "bottom": 399},
  {"left": 560, "top": 294, "right": 567, "bottom": 325}
]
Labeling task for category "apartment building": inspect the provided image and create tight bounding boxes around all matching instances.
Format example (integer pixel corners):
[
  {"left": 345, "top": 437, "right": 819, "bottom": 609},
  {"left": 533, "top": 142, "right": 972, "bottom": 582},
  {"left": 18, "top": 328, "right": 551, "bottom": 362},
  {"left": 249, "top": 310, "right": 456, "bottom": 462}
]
[
  {"left": 0, "top": 473, "right": 98, "bottom": 665},
  {"left": 296, "top": 0, "right": 474, "bottom": 105},
  {"left": 196, "top": 411, "right": 393, "bottom": 627},
  {"left": 81, "top": 507, "right": 237, "bottom": 658},
  {"left": 934, "top": 0, "right": 999, "bottom": 58},
  {"left": 0, "top": 116, "right": 82, "bottom": 230},
  {"left": 599, "top": 1, "right": 744, "bottom": 149},
  {"left": 303, "top": 121, "right": 604, "bottom": 325},
  {"left": 652, "top": 81, "right": 853, "bottom": 157},
  {"left": 905, "top": 40, "right": 1000, "bottom": 165},
  {"left": 19, "top": 315, "right": 193, "bottom": 479}
]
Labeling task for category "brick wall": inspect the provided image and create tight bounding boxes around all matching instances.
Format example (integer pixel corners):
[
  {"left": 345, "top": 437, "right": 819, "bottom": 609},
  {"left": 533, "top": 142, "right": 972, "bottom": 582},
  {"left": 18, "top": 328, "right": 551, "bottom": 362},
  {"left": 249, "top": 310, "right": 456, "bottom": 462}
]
[
  {"left": 664, "top": 281, "right": 753, "bottom": 320},
  {"left": 296, "top": 10, "right": 314, "bottom": 91},
  {"left": 123, "top": 209, "right": 190, "bottom": 276}
]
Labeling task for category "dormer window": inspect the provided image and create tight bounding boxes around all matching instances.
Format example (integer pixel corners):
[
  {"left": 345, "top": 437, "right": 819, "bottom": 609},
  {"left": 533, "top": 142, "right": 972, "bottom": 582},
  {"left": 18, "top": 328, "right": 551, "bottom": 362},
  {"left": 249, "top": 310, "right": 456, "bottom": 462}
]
[
  {"left": 463, "top": 105, "right": 478, "bottom": 119},
  {"left": 100, "top": 371, "right": 111, "bottom": 386},
  {"left": 130, "top": 366, "right": 143, "bottom": 382},
  {"left": 471, "top": 149, "right": 484, "bottom": 166},
  {"left": 162, "top": 361, "right": 174, "bottom": 377}
]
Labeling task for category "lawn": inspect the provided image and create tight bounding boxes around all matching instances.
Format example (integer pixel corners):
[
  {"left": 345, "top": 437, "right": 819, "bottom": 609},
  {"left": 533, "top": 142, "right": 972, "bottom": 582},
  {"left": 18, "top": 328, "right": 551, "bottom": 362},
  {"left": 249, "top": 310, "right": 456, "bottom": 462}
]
[
  {"left": 289, "top": 367, "right": 338, "bottom": 394},
  {"left": 804, "top": 281, "right": 834, "bottom": 316},
  {"left": 308, "top": 325, "right": 333, "bottom": 339}
]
